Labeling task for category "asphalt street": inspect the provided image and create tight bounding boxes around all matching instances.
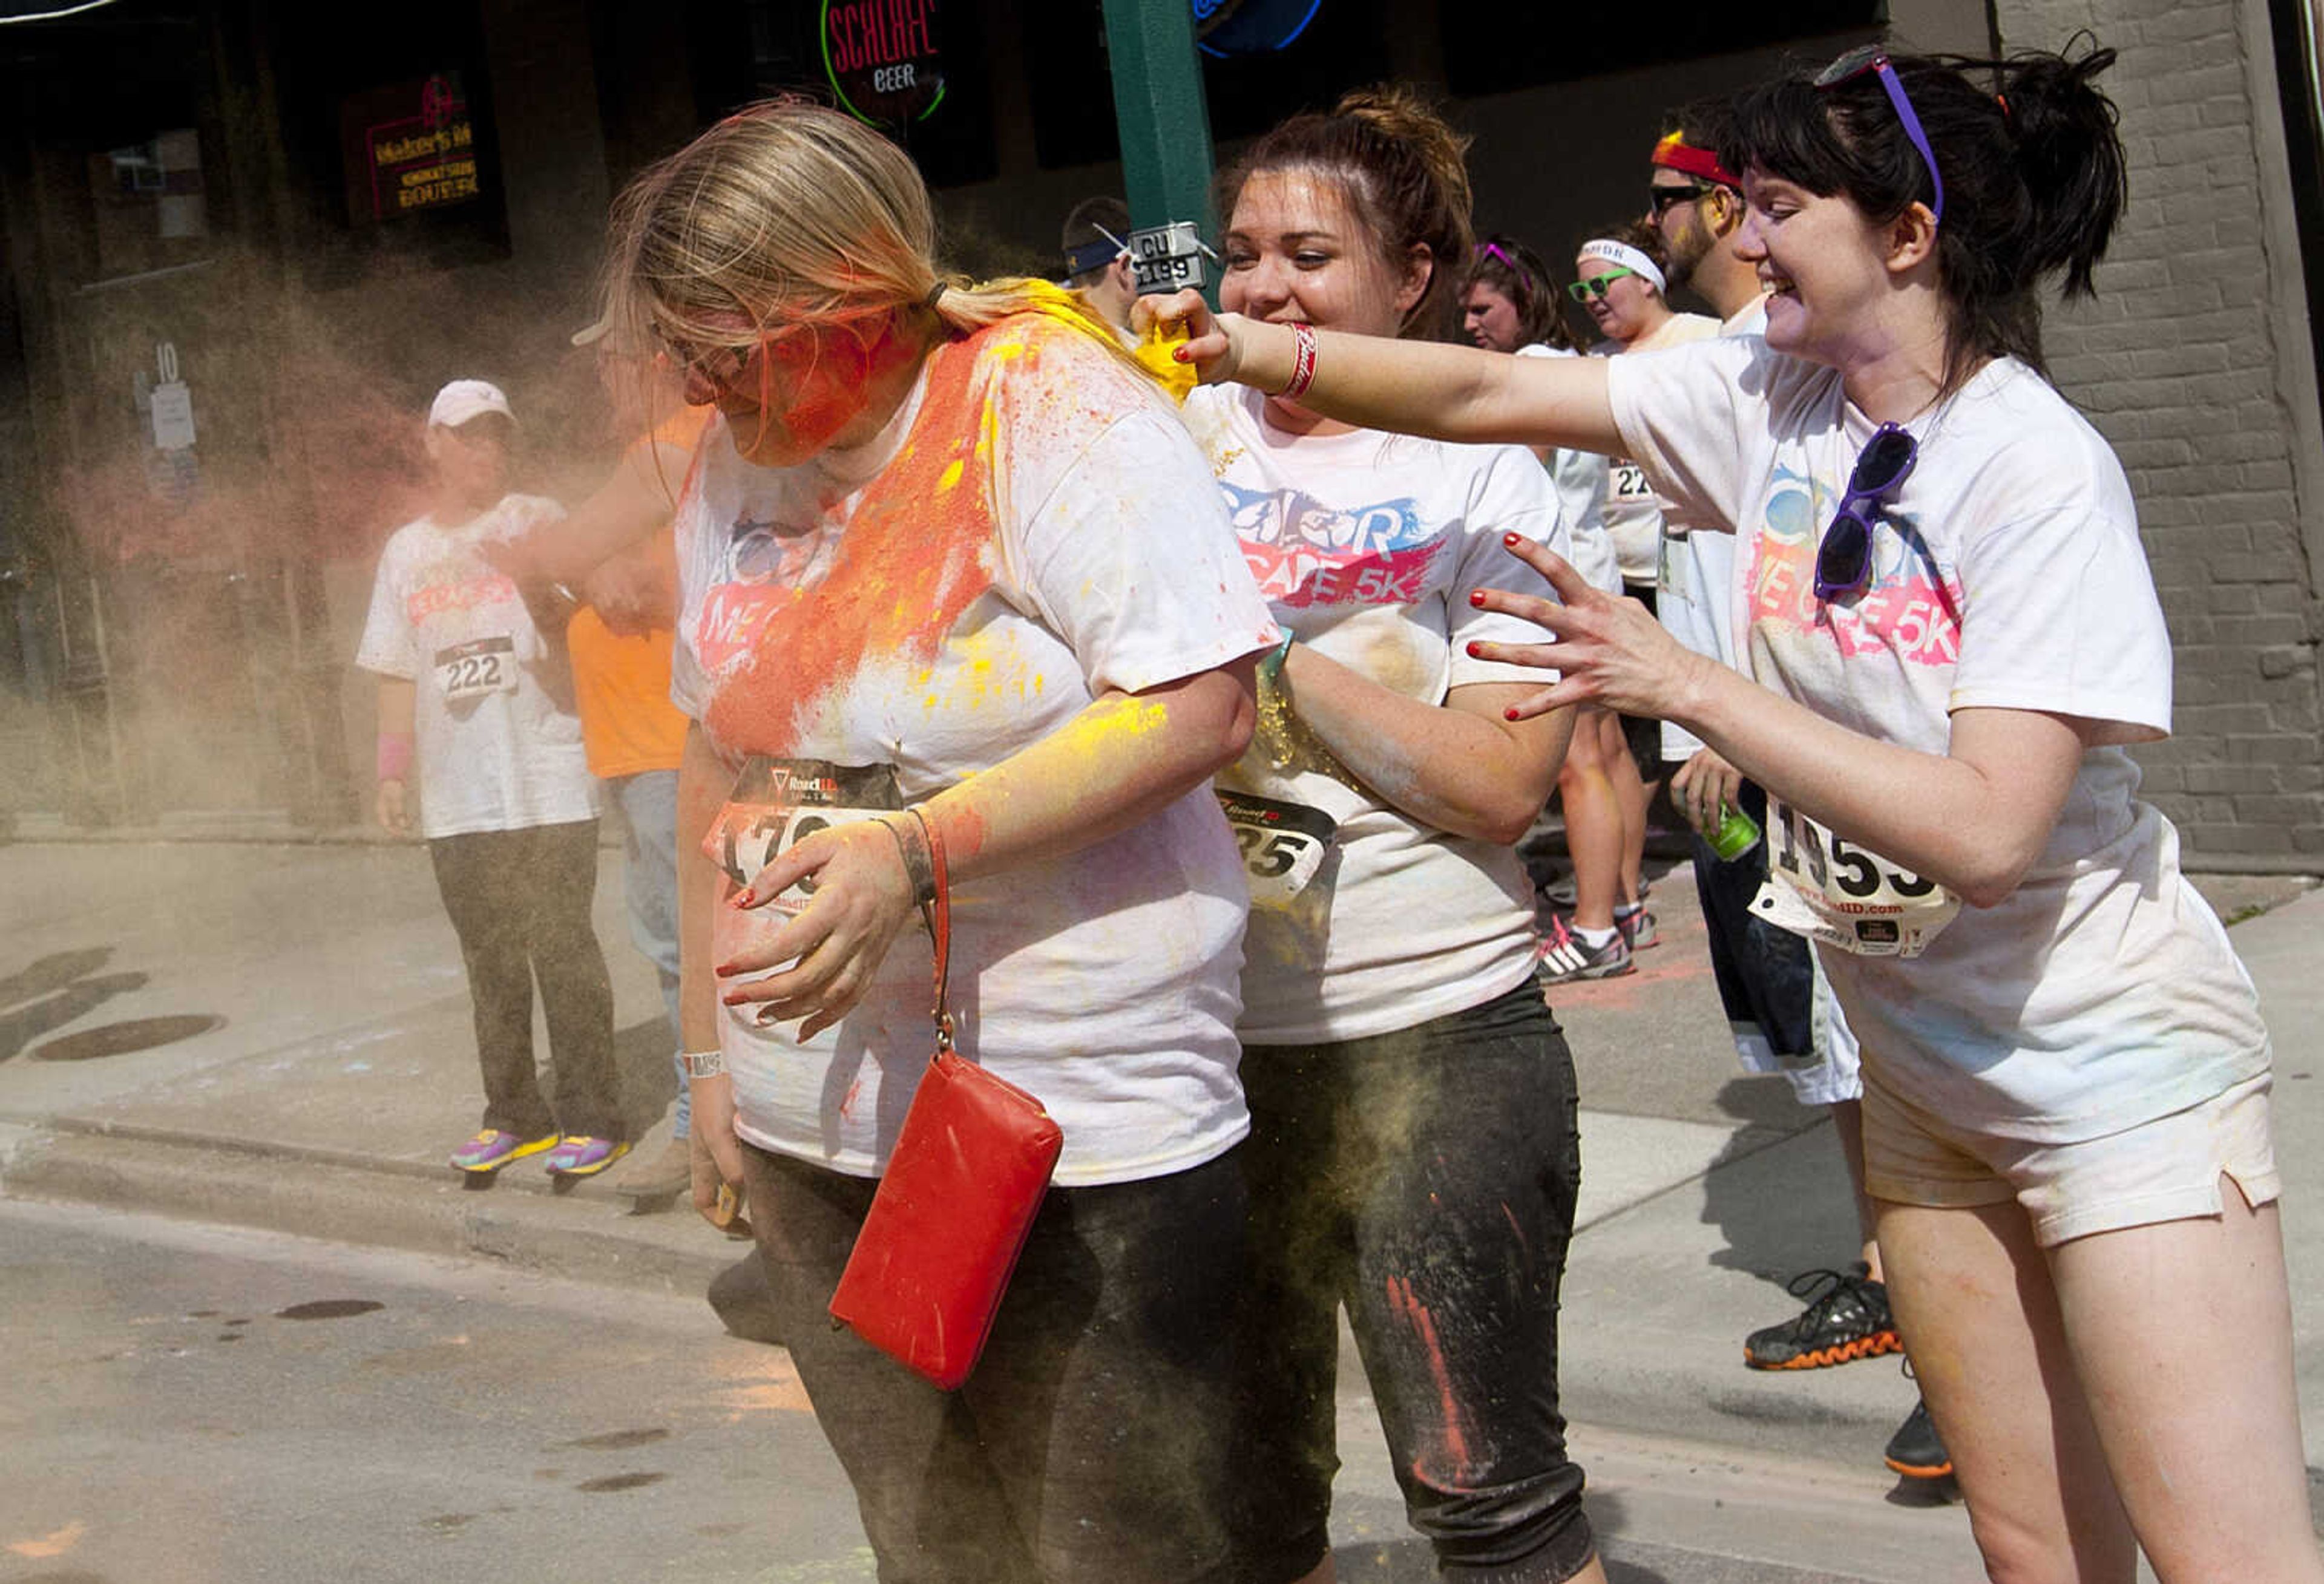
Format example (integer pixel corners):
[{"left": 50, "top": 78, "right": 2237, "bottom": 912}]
[{"left": 0, "top": 1199, "right": 1992, "bottom": 1584}]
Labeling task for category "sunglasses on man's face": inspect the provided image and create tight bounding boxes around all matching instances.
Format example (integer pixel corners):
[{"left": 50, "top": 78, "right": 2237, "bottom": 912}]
[
  {"left": 1647, "top": 180, "right": 1715, "bottom": 217},
  {"left": 1813, "top": 422, "right": 1920, "bottom": 602},
  {"left": 1567, "top": 267, "right": 1638, "bottom": 303},
  {"left": 1814, "top": 45, "right": 1946, "bottom": 225}
]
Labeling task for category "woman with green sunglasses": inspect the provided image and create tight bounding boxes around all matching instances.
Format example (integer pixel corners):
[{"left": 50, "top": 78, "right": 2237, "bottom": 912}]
[{"left": 1532, "top": 220, "right": 1717, "bottom": 985}]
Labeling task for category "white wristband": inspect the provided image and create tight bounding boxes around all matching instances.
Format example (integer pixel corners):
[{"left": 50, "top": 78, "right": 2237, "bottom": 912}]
[{"left": 682, "top": 1048, "right": 726, "bottom": 1079}]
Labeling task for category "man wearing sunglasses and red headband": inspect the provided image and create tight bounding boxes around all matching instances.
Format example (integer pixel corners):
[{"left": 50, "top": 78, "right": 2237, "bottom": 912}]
[{"left": 1646, "top": 116, "right": 1756, "bottom": 321}]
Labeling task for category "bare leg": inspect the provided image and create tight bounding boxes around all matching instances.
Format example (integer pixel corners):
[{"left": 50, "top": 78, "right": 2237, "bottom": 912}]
[
  {"left": 1828, "top": 1098, "right": 1882, "bottom": 1280},
  {"left": 1600, "top": 711, "right": 1647, "bottom": 909},
  {"left": 1877, "top": 1197, "right": 2136, "bottom": 1583},
  {"left": 1556, "top": 707, "right": 1623, "bottom": 933},
  {"left": 2049, "top": 1179, "right": 2324, "bottom": 1584}
]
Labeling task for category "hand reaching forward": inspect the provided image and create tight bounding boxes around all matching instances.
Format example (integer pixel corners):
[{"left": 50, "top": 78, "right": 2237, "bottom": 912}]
[{"left": 1463, "top": 534, "right": 1721, "bottom": 725}]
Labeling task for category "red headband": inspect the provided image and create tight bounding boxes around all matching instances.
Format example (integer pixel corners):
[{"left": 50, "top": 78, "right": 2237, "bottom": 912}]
[{"left": 1651, "top": 131, "right": 1740, "bottom": 190}]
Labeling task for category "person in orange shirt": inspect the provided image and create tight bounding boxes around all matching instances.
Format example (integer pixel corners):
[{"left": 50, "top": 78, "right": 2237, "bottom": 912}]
[{"left": 563, "top": 337, "right": 712, "bottom": 1204}]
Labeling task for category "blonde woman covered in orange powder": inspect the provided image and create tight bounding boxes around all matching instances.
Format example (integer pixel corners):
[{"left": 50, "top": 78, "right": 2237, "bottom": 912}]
[{"left": 594, "top": 103, "right": 1278, "bottom": 1582}]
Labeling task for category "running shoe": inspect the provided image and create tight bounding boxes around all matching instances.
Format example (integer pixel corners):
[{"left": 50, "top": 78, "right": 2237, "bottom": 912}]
[
  {"left": 1534, "top": 914, "right": 1633, "bottom": 984},
  {"left": 1615, "top": 904, "right": 1659, "bottom": 951},
  {"left": 542, "top": 1136, "right": 631, "bottom": 1177},
  {"left": 1883, "top": 1396, "right": 1953, "bottom": 1479},
  {"left": 1540, "top": 874, "right": 1650, "bottom": 912},
  {"left": 449, "top": 1129, "right": 556, "bottom": 1174},
  {"left": 1742, "top": 1262, "right": 1902, "bottom": 1370}
]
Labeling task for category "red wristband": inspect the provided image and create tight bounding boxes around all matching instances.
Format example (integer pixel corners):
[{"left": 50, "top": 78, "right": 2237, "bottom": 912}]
[{"left": 1279, "top": 323, "right": 1318, "bottom": 401}]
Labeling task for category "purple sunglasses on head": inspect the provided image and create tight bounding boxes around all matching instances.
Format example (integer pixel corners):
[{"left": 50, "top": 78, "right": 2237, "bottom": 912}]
[{"left": 1814, "top": 45, "right": 1946, "bottom": 226}]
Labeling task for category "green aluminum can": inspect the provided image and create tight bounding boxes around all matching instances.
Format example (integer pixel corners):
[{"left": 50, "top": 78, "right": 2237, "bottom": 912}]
[{"left": 1707, "top": 803, "right": 1762, "bottom": 862}]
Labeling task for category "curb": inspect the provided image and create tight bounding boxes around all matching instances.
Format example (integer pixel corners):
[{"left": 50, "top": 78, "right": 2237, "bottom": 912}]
[
  {"left": 0, "top": 1111, "right": 1926, "bottom": 1471},
  {"left": 0, "top": 1123, "right": 745, "bottom": 1303}
]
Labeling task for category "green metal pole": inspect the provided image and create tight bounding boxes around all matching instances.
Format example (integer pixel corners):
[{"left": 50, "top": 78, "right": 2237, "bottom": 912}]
[{"left": 1100, "top": 0, "right": 1217, "bottom": 289}]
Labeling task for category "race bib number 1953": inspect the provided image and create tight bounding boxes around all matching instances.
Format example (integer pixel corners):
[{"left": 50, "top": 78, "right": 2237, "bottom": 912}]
[
  {"left": 1749, "top": 797, "right": 1961, "bottom": 958},
  {"left": 704, "top": 756, "right": 905, "bottom": 917}
]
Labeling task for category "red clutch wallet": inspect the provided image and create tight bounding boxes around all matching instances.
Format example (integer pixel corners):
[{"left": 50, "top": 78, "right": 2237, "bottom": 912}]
[{"left": 827, "top": 815, "right": 1063, "bottom": 1391}]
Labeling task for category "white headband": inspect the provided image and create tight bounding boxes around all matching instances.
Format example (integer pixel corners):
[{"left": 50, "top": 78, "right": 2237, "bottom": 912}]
[{"left": 1578, "top": 240, "right": 1666, "bottom": 296}]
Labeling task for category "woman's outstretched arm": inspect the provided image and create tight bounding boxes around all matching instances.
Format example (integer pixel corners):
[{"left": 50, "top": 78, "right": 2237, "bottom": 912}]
[{"left": 1137, "top": 293, "right": 1624, "bottom": 457}]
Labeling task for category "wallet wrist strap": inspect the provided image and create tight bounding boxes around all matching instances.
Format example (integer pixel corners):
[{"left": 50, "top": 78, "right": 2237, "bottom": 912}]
[{"left": 911, "top": 807, "right": 956, "bottom": 1054}]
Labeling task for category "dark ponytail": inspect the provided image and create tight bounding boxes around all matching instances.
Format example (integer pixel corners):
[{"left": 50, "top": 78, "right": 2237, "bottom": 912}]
[
  {"left": 1218, "top": 85, "right": 1476, "bottom": 341},
  {"left": 1724, "top": 36, "right": 2127, "bottom": 388},
  {"left": 1994, "top": 41, "right": 2127, "bottom": 300}
]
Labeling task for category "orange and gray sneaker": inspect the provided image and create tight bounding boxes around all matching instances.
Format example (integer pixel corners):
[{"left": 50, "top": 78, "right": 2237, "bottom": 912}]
[
  {"left": 542, "top": 1136, "right": 631, "bottom": 1177},
  {"left": 1883, "top": 1396, "right": 1954, "bottom": 1480},
  {"left": 1742, "top": 1262, "right": 1902, "bottom": 1370}
]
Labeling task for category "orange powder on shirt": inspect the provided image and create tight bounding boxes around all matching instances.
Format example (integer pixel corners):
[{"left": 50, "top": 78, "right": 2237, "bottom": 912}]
[{"left": 703, "top": 319, "right": 1050, "bottom": 757}]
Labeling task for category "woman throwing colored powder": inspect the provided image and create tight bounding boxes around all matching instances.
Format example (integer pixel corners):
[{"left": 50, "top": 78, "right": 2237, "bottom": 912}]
[
  {"left": 1151, "top": 43, "right": 2319, "bottom": 1584},
  {"left": 1178, "top": 88, "right": 1601, "bottom": 1584},
  {"left": 600, "top": 103, "right": 1276, "bottom": 1582}
]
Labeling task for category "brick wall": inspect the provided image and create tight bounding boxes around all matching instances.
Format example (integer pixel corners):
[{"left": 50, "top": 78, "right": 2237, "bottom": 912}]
[{"left": 1994, "top": 0, "right": 2324, "bottom": 860}]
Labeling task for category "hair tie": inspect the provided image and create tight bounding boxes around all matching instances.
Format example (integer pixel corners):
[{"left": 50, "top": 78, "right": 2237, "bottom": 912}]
[
  {"left": 924, "top": 280, "right": 948, "bottom": 310},
  {"left": 1578, "top": 239, "right": 1666, "bottom": 296}
]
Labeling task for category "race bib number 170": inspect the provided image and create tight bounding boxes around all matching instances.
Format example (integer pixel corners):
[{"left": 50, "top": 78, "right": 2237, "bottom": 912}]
[
  {"left": 703, "top": 757, "right": 905, "bottom": 917},
  {"left": 1749, "top": 797, "right": 1960, "bottom": 958}
]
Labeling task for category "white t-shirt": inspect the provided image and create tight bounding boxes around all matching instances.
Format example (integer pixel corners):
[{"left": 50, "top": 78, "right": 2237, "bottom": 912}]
[
  {"left": 671, "top": 314, "right": 1278, "bottom": 1187},
  {"left": 1183, "top": 384, "right": 1568, "bottom": 1044},
  {"left": 356, "top": 494, "right": 599, "bottom": 840},
  {"left": 1658, "top": 298, "right": 1766, "bottom": 761},
  {"left": 1515, "top": 344, "right": 1618, "bottom": 596},
  {"left": 1607, "top": 337, "right": 2270, "bottom": 1142},
  {"left": 1601, "top": 313, "right": 1722, "bottom": 585}
]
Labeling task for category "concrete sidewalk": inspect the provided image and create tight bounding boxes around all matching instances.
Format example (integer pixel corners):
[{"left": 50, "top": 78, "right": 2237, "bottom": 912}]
[{"left": 0, "top": 836, "right": 2318, "bottom": 1479}]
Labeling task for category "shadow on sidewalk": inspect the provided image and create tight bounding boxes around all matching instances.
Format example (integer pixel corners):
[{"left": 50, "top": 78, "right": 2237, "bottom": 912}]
[
  {"left": 1697, "top": 1077, "right": 1860, "bottom": 1292},
  {"left": 0, "top": 945, "right": 151, "bottom": 1062}
]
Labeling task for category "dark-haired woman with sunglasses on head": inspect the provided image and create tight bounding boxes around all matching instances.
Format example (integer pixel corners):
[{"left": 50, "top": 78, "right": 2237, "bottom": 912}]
[{"left": 1145, "top": 41, "right": 2319, "bottom": 1584}]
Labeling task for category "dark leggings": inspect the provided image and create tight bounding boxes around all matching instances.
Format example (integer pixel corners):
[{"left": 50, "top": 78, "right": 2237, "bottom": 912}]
[
  {"left": 1229, "top": 982, "right": 1596, "bottom": 1584},
  {"left": 741, "top": 1142, "right": 1249, "bottom": 1584},
  {"left": 427, "top": 819, "right": 620, "bottom": 1141},
  {"left": 1689, "top": 779, "right": 1814, "bottom": 1058}
]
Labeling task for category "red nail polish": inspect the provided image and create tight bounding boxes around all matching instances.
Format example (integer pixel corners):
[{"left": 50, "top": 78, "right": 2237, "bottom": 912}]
[
  {"left": 1504, "top": 707, "right": 1521, "bottom": 721},
  {"left": 714, "top": 961, "right": 736, "bottom": 978},
  {"left": 1465, "top": 641, "right": 1483, "bottom": 657},
  {"left": 1468, "top": 590, "right": 1486, "bottom": 607},
  {"left": 1503, "top": 532, "right": 1521, "bottom": 547}
]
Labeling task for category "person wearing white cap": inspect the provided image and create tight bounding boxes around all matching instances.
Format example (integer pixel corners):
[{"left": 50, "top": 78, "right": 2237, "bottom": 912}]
[
  {"left": 356, "top": 379, "right": 629, "bottom": 1180},
  {"left": 1531, "top": 220, "right": 1720, "bottom": 986}
]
